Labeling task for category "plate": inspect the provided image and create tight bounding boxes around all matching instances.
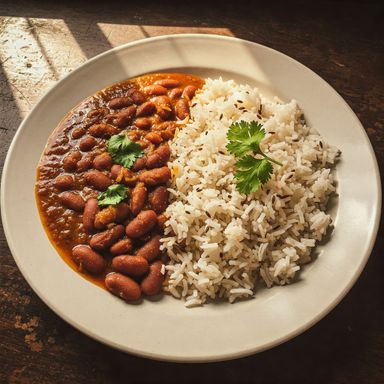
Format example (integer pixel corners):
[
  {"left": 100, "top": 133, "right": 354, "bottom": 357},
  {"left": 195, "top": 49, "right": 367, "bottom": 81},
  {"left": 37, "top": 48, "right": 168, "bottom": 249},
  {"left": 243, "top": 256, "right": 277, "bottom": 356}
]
[{"left": 1, "top": 34, "right": 381, "bottom": 362}]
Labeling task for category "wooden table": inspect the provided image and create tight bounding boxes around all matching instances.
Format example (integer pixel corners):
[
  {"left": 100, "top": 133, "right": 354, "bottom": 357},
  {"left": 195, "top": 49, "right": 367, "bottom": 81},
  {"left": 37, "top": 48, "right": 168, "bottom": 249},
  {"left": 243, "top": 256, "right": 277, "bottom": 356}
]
[{"left": 1, "top": 1, "right": 383, "bottom": 383}]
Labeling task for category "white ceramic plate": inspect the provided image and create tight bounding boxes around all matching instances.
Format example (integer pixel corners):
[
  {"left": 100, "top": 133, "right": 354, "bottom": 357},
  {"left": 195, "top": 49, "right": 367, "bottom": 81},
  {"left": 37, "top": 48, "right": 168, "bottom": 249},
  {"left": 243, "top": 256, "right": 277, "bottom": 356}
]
[{"left": 1, "top": 34, "right": 381, "bottom": 362}]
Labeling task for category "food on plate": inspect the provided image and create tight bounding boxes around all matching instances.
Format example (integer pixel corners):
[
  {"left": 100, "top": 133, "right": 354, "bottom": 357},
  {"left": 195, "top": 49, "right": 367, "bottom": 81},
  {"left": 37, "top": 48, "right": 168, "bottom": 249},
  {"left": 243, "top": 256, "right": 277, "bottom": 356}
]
[
  {"left": 35, "top": 74, "right": 340, "bottom": 307},
  {"left": 35, "top": 73, "right": 204, "bottom": 301}
]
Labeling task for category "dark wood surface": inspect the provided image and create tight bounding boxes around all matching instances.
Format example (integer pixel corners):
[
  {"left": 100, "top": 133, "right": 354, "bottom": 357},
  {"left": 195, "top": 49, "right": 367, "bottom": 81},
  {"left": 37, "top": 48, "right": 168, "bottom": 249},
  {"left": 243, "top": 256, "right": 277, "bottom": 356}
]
[{"left": 1, "top": 1, "right": 383, "bottom": 383}]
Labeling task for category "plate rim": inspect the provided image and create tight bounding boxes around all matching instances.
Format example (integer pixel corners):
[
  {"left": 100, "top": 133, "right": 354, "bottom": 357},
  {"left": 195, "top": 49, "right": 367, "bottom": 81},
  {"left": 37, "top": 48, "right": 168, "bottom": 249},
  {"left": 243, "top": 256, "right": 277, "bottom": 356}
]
[{"left": 1, "top": 33, "right": 382, "bottom": 362}]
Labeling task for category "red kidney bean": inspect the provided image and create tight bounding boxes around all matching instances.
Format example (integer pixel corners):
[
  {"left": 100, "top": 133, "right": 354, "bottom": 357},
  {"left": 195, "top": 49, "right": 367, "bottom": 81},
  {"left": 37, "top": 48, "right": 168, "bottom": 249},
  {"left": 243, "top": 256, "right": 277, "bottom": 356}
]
[
  {"left": 108, "top": 96, "right": 133, "bottom": 109},
  {"left": 130, "top": 182, "right": 147, "bottom": 216},
  {"left": 54, "top": 174, "right": 74, "bottom": 190},
  {"left": 141, "top": 260, "right": 164, "bottom": 296},
  {"left": 111, "top": 255, "right": 149, "bottom": 277},
  {"left": 152, "top": 121, "right": 177, "bottom": 131},
  {"left": 110, "top": 164, "right": 122, "bottom": 180},
  {"left": 112, "top": 105, "right": 136, "bottom": 128},
  {"left": 131, "top": 156, "right": 147, "bottom": 171},
  {"left": 156, "top": 214, "right": 167, "bottom": 232},
  {"left": 110, "top": 238, "right": 134, "bottom": 255},
  {"left": 155, "top": 78, "right": 180, "bottom": 88},
  {"left": 115, "top": 202, "right": 130, "bottom": 222},
  {"left": 76, "top": 156, "right": 93, "bottom": 172},
  {"left": 71, "top": 127, "right": 86, "bottom": 139},
  {"left": 144, "top": 84, "right": 168, "bottom": 96},
  {"left": 168, "top": 87, "right": 183, "bottom": 100},
  {"left": 72, "top": 245, "right": 106, "bottom": 275},
  {"left": 90, "top": 224, "right": 125, "bottom": 252},
  {"left": 105, "top": 272, "right": 141, "bottom": 301},
  {"left": 160, "top": 130, "right": 174, "bottom": 140},
  {"left": 128, "top": 89, "right": 146, "bottom": 105},
  {"left": 59, "top": 191, "right": 85, "bottom": 212},
  {"left": 94, "top": 206, "right": 117, "bottom": 229},
  {"left": 182, "top": 85, "right": 198, "bottom": 100},
  {"left": 139, "top": 167, "right": 171, "bottom": 186},
  {"left": 83, "top": 198, "right": 99, "bottom": 233},
  {"left": 146, "top": 144, "right": 170, "bottom": 169},
  {"left": 175, "top": 99, "right": 190, "bottom": 120},
  {"left": 87, "top": 108, "right": 108, "bottom": 119},
  {"left": 128, "top": 130, "right": 142, "bottom": 141},
  {"left": 126, "top": 210, "right": 158, "bottom": 238},
  {"left": 88, "top": 123, "right": 119, "bottom": 138},
  {"left": 149, "top": 186, "right": 169, "bottom": 214},
  {"left": 62, "top": 151, "right": 81, "bottom": 172},
  {"left": 93, "top": 152, "right": 113, "bottom": 171},
  {"left": 152, "top": 95, "right": 173, "bottom": 120},
  {"left": 85, "top": 170, "right": 112, "bottom": 191},
  {"left": 144, "top": 132, "right": 163, "bottom": 145},
  {"left": 136, "top": 101, "right": 156, "bottom": 117},
  {"left": 134, "top": 117, "right": 152, "bottom": 130},
  {"left": 79, "top": 136, "right": 97, "bottom": 152},
  {"left": 136, "top": 234, "right": 161, "bottom": 262}
]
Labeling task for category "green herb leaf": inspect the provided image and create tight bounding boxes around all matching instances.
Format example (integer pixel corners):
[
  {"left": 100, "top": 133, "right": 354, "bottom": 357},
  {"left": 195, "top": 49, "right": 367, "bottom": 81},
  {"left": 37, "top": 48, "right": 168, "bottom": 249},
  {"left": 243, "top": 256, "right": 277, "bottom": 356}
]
[
  {"left": 107, "top": 134, "right": 144, "bottom": 168},
  {"left": 226, "top": 121, "right": 266, "bottom": 157},
  {"left": 97, "top": 184, "right": 128, "bottom": 207},
  {"left": 226, "top": 120, "right": 281, "bottom": 194},
  {"left": 234, "top": 156, "right": 273, "bottom": 194}
]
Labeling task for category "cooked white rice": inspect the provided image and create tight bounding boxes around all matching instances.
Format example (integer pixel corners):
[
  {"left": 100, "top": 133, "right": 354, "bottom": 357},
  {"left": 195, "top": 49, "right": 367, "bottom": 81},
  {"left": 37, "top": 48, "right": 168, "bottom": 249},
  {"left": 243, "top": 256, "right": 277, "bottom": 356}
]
[{"left": 161, "top": 78, "right": 340, "bottom": 307}]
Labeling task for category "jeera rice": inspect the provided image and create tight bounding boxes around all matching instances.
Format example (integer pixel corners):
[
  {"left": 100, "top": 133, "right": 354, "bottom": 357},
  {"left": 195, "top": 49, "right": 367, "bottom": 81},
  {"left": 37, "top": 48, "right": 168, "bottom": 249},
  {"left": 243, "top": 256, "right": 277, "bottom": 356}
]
[{"left": 161, "top": 78, "right": 340, "bottom": 307}]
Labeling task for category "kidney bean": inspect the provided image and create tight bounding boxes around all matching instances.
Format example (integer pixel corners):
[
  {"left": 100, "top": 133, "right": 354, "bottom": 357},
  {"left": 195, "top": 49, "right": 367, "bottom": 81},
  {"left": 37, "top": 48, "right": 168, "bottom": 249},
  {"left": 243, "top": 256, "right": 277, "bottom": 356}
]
[
  {"left": 136, "top": 234, "right": 161, "bottom": 262},
  {"left": 152, "top": 95, "right": 173, "bottom": 120},
  {"left": 134, "top": 117, "right": 152, "bottom": 130},
  {"left": 144, "top": 84, "right": 168, "bottom": 96},
  {"left": 160, "top": 130, "right": 174, "bottom": 140},
  {"left": 59, "top": 191, "right": 85, "bottom": 212},
  {"left": 85, "top": 170, "right": 112, "bottom": 191},
  {"left": 79, "top": 136, "right": 97, "bottom": 152},
  {"left": 62, "top": 151, "right": 81, "bottom": 172},
  {"left": 108, "top": 96, "right": 133, "bottom": 109},
  {"left": 131, "top": 156, "right": 147, "bottom": 171},
  {"left": 93, "top": 152, "right": 113, "bottom": 171},
  {"left": 71, "top": 127, "right": 86, "bottom": 139},
  {"left": 155, "top": 78, "right": 180, "bottom": 88},
  {"left": 149, "top": 186, "right": 169, "bottom": 214},
  {"left": 182, "top": 85, "right": 198, "bottom": 100},
  {"left": 87, "top": 108, "right": 108, "bottom": 119},
  {"left": 112, "top": 255, "right": 149, "bottom": 277},
  {"left": 115, "top": 202, "right": 130, "bottom": 222},
  {"left": 90, "top": 224, "right": 125, "bottom": 251},
  {"left": 144, "top": 132, "right": 163, "bottom": 145},
  {"left": 128, "top": 89, "right": 146, "bottom": 105},
  {"left": 72, "top": 245, "right": 106, "bottom": 275},
  {"left": 154, "top": 121, "right": 177, "bottom": 131},
  {"left": 139, "top": 167, "right": 171, "bottom": 186},
  {"left": 94, "top": 206, "right": 117, "bottom": 229},
  {"left": 141, "top": 260, "right": 164, "bottom": 296},
  {"left": 130, "top": 182, "right": 147, "bottom": 216},
  {"left": 113, "top": 105, "right": 136, "bottom": 128},
  {"left": 76, "top": 156, "right": 93, "bottom": 172},
  {"left": 175, "top": 99, "right": 190, "bottom": 120},
  {"left": 83, "top": 198, "right": 99, "bottom": 233},
  {"left": 126, "top": 210, "right": 157, "bottom": 238},
  {"left": 88, "top": 123, "right": 119, "bottom": 139},
  {"left": 168, "top": 87, "right": 183, "bottom": 100},
  {"left": 146, "top": 144, "right": 171, "bottom": 169},
  {"left": 110, "top": 238, "right": 134, "bottom": 255},
  {"left": 136, "top": 101, "right": 156, "bottom": 117},
  {"left": 128, "top": 130, "right": 142, "bottom": 141},
  {"left": 157, "top": 214, "right": 167, "bottom": 232},
  {"left": 110, "top": 164, "right": 122, "bottom": 180},
  {"left": 54, "top": 174, "right": 74, "bottom": 190},
  {"left": 105, "top": 273, "right": 141, "bottom": 301}
]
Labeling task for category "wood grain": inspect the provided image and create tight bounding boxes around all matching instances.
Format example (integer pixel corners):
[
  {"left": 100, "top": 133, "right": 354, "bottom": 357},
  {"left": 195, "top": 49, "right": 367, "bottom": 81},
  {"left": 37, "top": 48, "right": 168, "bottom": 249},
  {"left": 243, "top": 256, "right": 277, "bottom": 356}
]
[{"left": 1, "top": 1, "right": 383, "bottom": 383}]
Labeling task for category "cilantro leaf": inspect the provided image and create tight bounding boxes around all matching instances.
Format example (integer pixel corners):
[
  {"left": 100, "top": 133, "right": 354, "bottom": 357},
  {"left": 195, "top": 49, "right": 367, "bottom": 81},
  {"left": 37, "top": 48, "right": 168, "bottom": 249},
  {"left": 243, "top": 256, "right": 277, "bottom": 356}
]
[
  {"left": 226, "top": 120, "right": 281, "bottom": 194},
  {"left": 97, "top": 184, "right": 128, "bottom": 207},
  {"left": 234, "top": 156, "right": 273, "bottom": 194},
  {"left": 226, "top": 121, "right": 265, "bottom": 157},
  {"left": 108, "top": 134, "right": 144, "bottom": 168}
]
